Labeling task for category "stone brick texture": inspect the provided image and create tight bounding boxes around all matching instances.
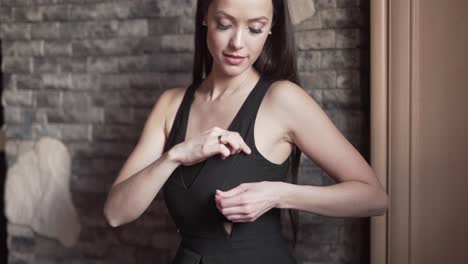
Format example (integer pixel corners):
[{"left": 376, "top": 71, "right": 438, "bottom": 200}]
[{"left": 1, "top": 0, "right": 370, "bottom": 263}]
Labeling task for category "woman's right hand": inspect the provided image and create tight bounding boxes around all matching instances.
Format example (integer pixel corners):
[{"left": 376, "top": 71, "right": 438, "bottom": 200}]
[{"left": 169, "top": 126, "right": 252, "bottom": 166}]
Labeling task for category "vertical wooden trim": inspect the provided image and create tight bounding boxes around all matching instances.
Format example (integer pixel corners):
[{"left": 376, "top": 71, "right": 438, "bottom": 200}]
[
  {"left": 409, "top": 1, "right": 418, "bottom": 262},
  {"left": 388, "top": 0, "right": 411, "bottom": 263},
  {"left": 370, "top": 0, "right": 388, "bottom": 263}
]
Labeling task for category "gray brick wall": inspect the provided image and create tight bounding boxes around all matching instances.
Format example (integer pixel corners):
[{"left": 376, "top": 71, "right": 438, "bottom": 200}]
[{"left": 1, "top": 0, "right": 370, "bottom": 263}]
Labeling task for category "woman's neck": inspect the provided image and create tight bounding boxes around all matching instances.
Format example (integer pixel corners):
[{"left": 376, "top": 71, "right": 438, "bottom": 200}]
[{"left": 201, "top": 68, "right": 260, "bottom": 101}]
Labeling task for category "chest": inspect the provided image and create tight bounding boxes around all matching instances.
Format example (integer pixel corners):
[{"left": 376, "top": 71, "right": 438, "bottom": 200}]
[
  {"left": 185, "top": 96, "right": 252, "bottom": 139},
  {"left": 165, "top": 87, "right": 292, "bottom": 166}
]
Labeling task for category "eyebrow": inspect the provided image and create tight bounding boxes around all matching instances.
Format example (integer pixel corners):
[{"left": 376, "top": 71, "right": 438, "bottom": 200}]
[{"left": 215, "top": 10, "right": 269, "bottom": 22}]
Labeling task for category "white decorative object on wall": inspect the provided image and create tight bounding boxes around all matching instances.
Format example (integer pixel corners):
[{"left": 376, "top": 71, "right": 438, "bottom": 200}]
[
  {"left": 5, "top": 137, "right": 81, "bottom": 248},
  {"left": 288, "top": 0, "right": 316, "bottom": 25}
]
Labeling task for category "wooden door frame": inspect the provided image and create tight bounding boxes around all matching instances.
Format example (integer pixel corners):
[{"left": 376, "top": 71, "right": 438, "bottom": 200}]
[
  {"left": 370, "top": 0, "right": 414, "bottom": 263},
  {"left": 370, "top": 1, "right": 389, "bottom": 263}
]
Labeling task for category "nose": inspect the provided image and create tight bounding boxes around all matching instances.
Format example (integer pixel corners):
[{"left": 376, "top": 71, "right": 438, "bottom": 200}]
[{"left": 229, "top": 28, "right": 244, "bottom": 50}]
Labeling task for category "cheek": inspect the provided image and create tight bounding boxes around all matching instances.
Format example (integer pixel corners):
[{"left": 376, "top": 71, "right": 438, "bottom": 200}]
[
  {"left": 246, "top": 37, "right": 268, "bottom": 58},
  {"left": 207, "top": 32, "right": 227, "bottom": 54}
]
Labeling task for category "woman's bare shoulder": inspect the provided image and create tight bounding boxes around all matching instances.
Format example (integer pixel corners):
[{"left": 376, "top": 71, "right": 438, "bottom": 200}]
[
  {"left": 263, "top": 79, "right": 318, "bottom": 143},
  {"left": 265, "top": 79, "right": 318, "bottom": 113},
  {"left": 267, "top": 79, "right": 310, "bottom": 100},
  {"left": 163, "top": 86, "right": 188, "bottom": 104}
]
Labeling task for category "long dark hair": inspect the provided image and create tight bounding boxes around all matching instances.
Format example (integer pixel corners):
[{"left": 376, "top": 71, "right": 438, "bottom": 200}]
[{"left": 193, "top": 0, "right": 302, "bottom": 249}]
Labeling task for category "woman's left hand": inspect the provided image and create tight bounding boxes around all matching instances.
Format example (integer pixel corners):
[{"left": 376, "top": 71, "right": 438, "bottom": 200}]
[{"left": 214, "top": 181, "right": 283, "bottom": 222}]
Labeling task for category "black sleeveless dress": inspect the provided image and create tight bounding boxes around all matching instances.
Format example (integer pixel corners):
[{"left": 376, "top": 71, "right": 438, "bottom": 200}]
[{"left": 162, "top": 74, "right": 297, "bottom": 264}]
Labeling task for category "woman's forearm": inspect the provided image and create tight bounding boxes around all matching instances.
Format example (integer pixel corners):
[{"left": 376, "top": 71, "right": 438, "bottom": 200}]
[
  {"left": 103, "top": 150, "right": 180, "bottom": 227},
  {"left": 276, "top": 181, "right": 389, "bottom": 218}
]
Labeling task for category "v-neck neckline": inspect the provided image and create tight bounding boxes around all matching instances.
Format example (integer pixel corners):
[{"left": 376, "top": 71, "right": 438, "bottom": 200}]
[{"left": 182, "top": 74, "right": 263, "bottom": 142}]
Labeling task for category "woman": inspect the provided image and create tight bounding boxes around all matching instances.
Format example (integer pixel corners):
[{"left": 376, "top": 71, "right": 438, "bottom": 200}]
[{"left": 103, "top": 0, "right": 389, "bottom": 263}]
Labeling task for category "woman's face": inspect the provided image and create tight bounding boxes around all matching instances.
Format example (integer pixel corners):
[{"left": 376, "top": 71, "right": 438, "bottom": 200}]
[{"left": 205, "top": 0, "right": 273, "bottom": 77}]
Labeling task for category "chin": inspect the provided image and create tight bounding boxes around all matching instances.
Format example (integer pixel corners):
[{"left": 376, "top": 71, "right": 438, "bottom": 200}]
[
  {"left": 224, "top": 66, "right": 246, "bottom": 75},
  {"left": 216, "top": 61, "right": 251, "bottom": 77}
]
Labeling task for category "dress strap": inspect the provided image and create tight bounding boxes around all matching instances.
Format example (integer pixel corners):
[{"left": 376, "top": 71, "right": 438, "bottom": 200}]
[
  {"left": 163, "top": 80, "right": 201, "bottom": 153},
  {"left": 232, "top": 75, "right": 274, "bottom": 146}
]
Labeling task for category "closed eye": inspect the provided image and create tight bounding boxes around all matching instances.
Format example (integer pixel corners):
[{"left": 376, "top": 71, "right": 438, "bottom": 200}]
[
  {"left": 216, "top": 23, "right": 264, "bottom": 34},
  {"left": 249, "top": 28, "right": 263, "bottom": 34},
  {"left": 216, "top": 23, "right": 231, "bottom": 30}
]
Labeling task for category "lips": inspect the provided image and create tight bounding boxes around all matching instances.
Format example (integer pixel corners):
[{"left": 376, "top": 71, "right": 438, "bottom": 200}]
[
  {"left": 224, "top": 53, "right": 246, "bottom": 58},
  {"left": 223, "top": 53, "right": 246, "bottom": 65}
]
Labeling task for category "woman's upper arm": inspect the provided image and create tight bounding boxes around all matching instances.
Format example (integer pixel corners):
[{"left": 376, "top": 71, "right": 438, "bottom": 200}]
[
  {"left": 110, "top": 87, "right": 180, "bottom": 188},
  {"left": 271, "top": 81, "right": 384, "bottom": 189}
]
